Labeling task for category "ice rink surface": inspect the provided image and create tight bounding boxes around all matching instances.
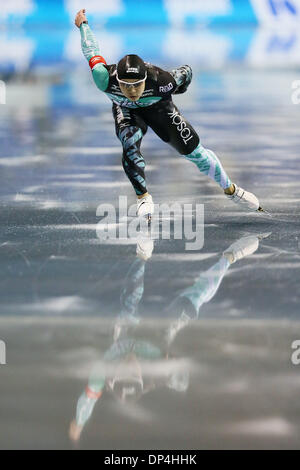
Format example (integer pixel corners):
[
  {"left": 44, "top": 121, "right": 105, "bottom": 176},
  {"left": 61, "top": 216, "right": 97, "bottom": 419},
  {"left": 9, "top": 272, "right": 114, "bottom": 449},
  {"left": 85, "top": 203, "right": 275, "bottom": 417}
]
[{"left": 0, "top": 66, "right": 300, "bottom": 449}]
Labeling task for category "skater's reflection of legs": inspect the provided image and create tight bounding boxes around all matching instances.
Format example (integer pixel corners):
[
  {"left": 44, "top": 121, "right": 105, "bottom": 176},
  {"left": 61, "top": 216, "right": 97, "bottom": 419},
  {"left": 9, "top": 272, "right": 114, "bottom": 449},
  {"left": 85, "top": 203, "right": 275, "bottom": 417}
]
[
  {"left": 114, "top": 237, "right": 154, "bottom": 341},
  {"left": 113, "top": 257, "right": 146, "bottom": 341},
  {"left": 164, "top": 234, "right": 267, "bottom": 345},
  {"left": 115, "top": 233, "right": 266, "bottom": 346},
  {"left": 164, "top": 256, "right": 231, "bottom": 346}
]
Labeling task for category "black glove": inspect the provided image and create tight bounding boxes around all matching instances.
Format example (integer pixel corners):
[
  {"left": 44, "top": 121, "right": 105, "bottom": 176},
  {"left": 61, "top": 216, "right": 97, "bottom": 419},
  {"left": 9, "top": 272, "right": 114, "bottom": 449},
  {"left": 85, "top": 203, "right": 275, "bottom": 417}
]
[{"left": 171, "top": 65, "right": 193, "bottom": 95}]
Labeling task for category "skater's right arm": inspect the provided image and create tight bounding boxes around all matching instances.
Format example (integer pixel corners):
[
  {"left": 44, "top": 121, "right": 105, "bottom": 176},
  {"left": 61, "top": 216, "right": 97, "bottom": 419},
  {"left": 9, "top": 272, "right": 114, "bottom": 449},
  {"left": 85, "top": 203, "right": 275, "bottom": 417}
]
[{"left": 75, "top": 9, "right": 109, "bottom": 92}]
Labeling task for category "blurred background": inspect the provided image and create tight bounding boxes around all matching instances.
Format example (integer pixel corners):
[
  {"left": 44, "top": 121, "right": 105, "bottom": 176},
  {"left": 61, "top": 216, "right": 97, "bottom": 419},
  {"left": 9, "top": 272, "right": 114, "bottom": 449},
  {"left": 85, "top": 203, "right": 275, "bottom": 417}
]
[
  {"left": 1, "top": 0, "right": 300, "bottom": 107},
  {"left": 1, "top": 0, "right": 300, "bottom": 451},
  {"left": 1, "top": 0, "right": 299, "bottom": 205}
]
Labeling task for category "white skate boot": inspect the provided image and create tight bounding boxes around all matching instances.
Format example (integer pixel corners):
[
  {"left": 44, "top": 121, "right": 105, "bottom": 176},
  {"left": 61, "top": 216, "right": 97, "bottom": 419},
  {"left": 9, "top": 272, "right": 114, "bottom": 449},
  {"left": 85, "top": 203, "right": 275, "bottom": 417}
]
[
  {"left": 136, "top": 194, "right": 154, "bottom": 221},
  {"left": 136, "top": 238, "right": 154, "bottom": 261},
  {"left": 226, "top": 183, "right": 261, "bottom": 212},
  {"left": 223, "top": 233, "right": 271, "bottom": 264}
]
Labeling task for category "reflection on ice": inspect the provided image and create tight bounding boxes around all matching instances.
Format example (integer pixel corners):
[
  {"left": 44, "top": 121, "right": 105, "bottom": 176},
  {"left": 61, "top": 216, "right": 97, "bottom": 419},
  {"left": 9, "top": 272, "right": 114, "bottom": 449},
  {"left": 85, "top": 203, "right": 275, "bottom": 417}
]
[
  {"left": 228, "top": 418, "right": 294, "bottom": 437},
  {"left": 68, "top": 233, "right": 271, "bottom": 443}
]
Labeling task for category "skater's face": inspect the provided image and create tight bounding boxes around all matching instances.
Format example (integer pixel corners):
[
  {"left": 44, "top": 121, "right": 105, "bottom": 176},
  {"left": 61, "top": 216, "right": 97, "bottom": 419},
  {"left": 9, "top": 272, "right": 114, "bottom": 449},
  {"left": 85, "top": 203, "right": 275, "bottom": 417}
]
[{"left": 118, "top": 78, "right": 146, "bottom": 101}]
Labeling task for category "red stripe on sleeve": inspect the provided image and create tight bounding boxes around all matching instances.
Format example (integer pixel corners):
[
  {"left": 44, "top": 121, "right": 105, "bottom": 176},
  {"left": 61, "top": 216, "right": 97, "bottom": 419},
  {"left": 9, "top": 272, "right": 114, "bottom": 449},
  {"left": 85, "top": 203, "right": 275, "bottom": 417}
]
[
  {"left": 85, "top": 386, "right": 102, "bottom": 399},
  {"left": 89, "top": 56, "right": 107, "bottom": 69}
]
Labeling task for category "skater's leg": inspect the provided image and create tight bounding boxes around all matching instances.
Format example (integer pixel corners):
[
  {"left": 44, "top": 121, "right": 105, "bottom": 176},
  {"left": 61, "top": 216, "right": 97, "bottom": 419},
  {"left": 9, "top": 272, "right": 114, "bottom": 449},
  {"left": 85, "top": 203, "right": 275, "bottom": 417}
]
[
  {"left": 140, "top": 100, "right": 232, "bottom": 190},
  {"left": 113, "top": 104, "right": 148, "bottom": 196},
  {"left": 119, "top": 128, "right": 155, "bottom": 217},
  {"left": 184, "top": 144, "right": 261, "bottom": 209},
  {"left": 113, "top": 104, "right": 155, "bottom": 217},
  {"left": 183, "top": 142, "right": 232, "bottom": 190},
  {"left": 120, "top": 126, "right": 147, "bottom": 196},
  {"left": 141, "top": 100, "right": 261, "bottom": 211}
]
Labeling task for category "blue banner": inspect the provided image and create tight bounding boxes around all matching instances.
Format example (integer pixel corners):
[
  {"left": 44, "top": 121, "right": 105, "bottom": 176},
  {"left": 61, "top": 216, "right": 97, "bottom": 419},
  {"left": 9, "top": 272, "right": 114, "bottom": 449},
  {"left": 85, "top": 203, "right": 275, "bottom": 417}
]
[{"left": 1, "top": 0, "right": 300, "bottom": 73}]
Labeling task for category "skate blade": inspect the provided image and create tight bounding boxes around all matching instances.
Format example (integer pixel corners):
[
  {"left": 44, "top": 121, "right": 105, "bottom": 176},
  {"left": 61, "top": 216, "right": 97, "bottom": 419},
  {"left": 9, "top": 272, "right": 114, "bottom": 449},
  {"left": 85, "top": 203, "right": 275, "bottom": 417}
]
[
  {"left": 257, "top": 231, "right": 272, "bottom": 240},
  {"left": 257, "top": 207, "right": 272, "bottom": 217}
]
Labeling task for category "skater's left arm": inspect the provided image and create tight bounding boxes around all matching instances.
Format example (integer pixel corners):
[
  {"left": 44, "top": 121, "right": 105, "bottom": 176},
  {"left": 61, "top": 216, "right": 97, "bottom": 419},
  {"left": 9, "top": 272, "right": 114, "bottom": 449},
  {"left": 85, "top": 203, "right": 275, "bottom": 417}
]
[
  {"left": 69, "top": 386, "right": 103, "bottom": 442},
  {"left": 170, "top": 65, "right": 193, "bottom": 95},
  {"left": 69, "top": 370, "right": 105, "bottom": 442}
]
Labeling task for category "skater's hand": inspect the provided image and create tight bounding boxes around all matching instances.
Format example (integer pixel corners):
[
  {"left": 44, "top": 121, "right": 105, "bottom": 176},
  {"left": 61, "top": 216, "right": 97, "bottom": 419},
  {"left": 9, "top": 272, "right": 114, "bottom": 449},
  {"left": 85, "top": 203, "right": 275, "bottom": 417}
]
[
  {"left": 69, "top": 419, "right": 83, "bottom": 442},
  {"left": 75, "top": 8, "right": 87, "bottom": 28}
]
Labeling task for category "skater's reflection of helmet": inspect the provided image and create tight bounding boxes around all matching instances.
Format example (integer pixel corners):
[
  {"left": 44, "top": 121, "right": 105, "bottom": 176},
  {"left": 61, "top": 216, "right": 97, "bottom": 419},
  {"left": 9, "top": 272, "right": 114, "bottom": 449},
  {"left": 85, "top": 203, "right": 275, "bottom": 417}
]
[
  {"left": 107, "top": 353, "right": 144, "bottom": 403},
  {"left": 107, "top": 353, "right": 190, "bottom": 403}
]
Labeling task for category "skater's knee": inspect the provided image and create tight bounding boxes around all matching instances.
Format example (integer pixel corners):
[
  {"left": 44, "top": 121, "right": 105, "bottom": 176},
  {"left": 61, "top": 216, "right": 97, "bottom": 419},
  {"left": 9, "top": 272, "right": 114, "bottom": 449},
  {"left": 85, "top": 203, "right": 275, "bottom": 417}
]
[
  {"left": 180, "top": 139, "right": 202, "bottom": 157},
  {"left": 182, "top": 142, "right": 203, "bottom": 159},
  {"left": 183, "top": 142, "right": 216, "bottom": 161},
  {"left": 119, "top": 126, "right": 143, "bottom": 149}
]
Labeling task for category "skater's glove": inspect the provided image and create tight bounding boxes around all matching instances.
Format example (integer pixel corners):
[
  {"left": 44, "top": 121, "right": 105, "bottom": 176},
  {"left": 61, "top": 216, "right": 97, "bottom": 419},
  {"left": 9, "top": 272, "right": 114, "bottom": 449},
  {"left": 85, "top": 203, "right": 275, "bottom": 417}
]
[
  {"left": 75, "top": 8, "right": 88, "bottom": 28},
  {"left": 69, "top": 419, "right": 83, "bottom": 442},
  {"left": 171, "top": 65, "right": 192, "bottom": 95}
]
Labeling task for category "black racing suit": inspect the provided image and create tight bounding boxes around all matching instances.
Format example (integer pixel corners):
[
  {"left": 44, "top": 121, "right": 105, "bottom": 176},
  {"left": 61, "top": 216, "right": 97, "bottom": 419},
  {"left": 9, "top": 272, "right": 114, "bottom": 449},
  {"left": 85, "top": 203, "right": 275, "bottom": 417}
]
[{"left": 80, "top": 22, "right": 199, "bottom": 195}]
